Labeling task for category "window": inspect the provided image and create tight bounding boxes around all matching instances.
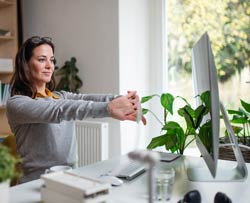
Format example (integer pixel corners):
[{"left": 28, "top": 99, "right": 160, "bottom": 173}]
[
  {"left": 165, "top": 0, "right": 250, "bottom": 107},
  {"left": 164, "top": 0, "right": 250, "bottom": 154}
]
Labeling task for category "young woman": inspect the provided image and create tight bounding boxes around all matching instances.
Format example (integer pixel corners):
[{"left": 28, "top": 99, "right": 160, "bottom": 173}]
[{"left": 7, "top": 36, "right": 146, "bottom": 183}]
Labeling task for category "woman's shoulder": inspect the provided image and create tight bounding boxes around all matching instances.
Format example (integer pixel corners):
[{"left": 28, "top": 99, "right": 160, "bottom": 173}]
[
  {"left": 7, "top": 95, "right": 32, "bottom": 105},
  {"left": 8, "top": 94, "right": 32, "bottom": 101},
  {"left": 6, "top": 95, "right": 33, "bottom": 113}
]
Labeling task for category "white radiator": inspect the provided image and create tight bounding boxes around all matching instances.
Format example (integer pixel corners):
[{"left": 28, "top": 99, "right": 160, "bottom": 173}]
[{"left": 75, "top": 121, "right": 109, "bottom": 167}]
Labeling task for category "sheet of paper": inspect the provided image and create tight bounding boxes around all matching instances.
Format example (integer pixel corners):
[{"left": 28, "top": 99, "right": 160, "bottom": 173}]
[{"left": 136, "top": 102, "right": 142, "bottom": 124}]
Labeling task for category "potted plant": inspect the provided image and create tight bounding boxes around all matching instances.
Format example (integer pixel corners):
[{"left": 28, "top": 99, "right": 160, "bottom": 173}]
[
  {"left": 0, "top": 144, "right": 21, "bottom": 203},
  {"left": 141, "top": 91, "right": 211, "bottom": 155},
  {"left": 55, "top": 57, "right": 83, "bottom": 93},
  {"left": 219, "top": 99, "right": 250, "bottom": 162}
]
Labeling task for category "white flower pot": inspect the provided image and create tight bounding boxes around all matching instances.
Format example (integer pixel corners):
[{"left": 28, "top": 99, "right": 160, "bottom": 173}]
[{"left": 0, "top": 180, "right": 10, "bottom": 203}]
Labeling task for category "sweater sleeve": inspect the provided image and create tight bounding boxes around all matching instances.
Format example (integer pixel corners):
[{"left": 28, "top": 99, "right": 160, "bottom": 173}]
[
  {"left": 6, "top": 95, "right": 110, "bottom": 126},
  {"left": 56, "top": 91, "right": 116, "bottom": 102}
]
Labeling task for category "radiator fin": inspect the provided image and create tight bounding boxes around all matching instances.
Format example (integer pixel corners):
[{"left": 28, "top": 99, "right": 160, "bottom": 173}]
[{"left": 75, "top": 121, "right": 109, "bottom": 167}]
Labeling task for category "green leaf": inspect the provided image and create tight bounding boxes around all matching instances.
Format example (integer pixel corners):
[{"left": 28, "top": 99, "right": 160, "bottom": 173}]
[
  {"left": 239, "top": 107, "right": 250, "bottom": 119},
  {"left": 228, "top": 109, "right": 243, "bottom": 115},
  {"left": 141, "top": 95, "right": 159, "bottom": 103},
  {"left": 162, "top": 121, "right": 185, "bottom": 152},
  {"left": 241, "top": 100, "right": 250, "bottom": 113},
  {"left": 231, "top": 116, "right": 248, "bottom": 124},
  {"left": 175, "top": 96, "right": 190, "bottom": 105},
  {"left": 231, "top": 125, "right": 243, "bottom": 136},
  {"left": 187, "top": 127, "right": 196, "bottom": 135},
  {"left": 162, "top": 121, "right": 181, "bottom": 132},
  {"left": 142, "top": 108, "right": 149, "bottom": 115},
  {"left": 160, "top": 93, "right": 175, "bottom": 114},
  {"left": 164, "top": 134, "right": 178, "bottom": 151},
  {"left": 194, "top": 105, "right": 208, "bottom": 128},
  {"left": 178, "top": 105, "right": 195, "bottom": 129},
  {"left": 198, "top": 121, "right": 213, "bottom": 154},
  {"left": 147, "top": 134, "right": 169, "bottom": 149},
  {"left": 200, "top": 90, "right": 211, "bottom": 109},
  {"left": 166, "top": 144, "right": 178, "bottom": 153}
]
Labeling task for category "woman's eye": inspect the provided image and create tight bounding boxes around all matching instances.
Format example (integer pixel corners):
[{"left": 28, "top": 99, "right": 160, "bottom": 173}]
[
  {"left": 38, "top": 58, "right": 45, "bottom": 62},
  {"left": 51, "top": 59, "right": 56, "bottom": 64}
]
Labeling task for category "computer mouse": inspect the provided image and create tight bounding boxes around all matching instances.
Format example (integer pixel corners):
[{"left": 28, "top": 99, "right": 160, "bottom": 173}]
[{"left": 98, "top": 175, "right": 124, "bottom": 186}]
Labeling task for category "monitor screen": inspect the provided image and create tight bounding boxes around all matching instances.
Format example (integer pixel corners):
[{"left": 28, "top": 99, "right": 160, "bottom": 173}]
[
  {"left": 191, "top": 32, "right": 220, "bottom": 178},
  {"left": 188, "top": 32, "right": 248, "bottom": 182}
]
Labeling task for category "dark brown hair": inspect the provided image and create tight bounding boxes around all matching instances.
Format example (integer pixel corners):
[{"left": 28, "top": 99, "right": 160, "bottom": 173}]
[{"left": 10, "top": 36, "right": 56, "bottom": 98}]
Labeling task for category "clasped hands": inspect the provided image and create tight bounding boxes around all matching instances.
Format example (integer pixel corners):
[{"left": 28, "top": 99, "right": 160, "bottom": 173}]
[{"left": 108, "top": 91, "right": 146, "bottom": 125}]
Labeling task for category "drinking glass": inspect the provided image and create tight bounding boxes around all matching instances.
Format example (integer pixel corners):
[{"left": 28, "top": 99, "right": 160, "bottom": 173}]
[{"left": 155, "top": 168, "right": 175, "bottom": 201}]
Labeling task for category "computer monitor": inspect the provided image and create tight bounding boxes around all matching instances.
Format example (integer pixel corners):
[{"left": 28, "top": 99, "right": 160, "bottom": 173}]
[{"left": 187, "top": 32, "right": 248, "bottom": 181}]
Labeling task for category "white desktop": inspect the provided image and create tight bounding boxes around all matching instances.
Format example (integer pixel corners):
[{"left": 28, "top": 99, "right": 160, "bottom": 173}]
[
  {"left": 9, "top": 32, "right": 249, "bottom": 202},
  {"left": 10, "top": 155, "right": 250, "bottom": 203}
]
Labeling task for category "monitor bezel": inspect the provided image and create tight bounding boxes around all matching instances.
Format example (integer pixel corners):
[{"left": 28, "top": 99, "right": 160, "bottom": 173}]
[{"left": 191, "top": 32, "right": 219, "bottom": 178}]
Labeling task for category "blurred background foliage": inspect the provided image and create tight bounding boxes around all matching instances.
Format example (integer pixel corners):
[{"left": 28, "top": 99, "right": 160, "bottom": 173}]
[
  {"left": 167, "top": 0, "right": 250, "bottom": 82},
  {"left": 55, "top": 57, "right": 83, "bottom": 93}
]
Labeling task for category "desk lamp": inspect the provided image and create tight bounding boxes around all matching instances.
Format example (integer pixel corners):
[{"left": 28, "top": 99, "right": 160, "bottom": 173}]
[{"left": 128, "top": 150, "right": 160, "bottom": 203}]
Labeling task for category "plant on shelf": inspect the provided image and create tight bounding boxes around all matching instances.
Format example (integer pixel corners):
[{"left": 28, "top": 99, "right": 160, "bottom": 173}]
[
  {"left": 55, "top": 57, "right": 83, "bottom": 93},
  {"left": 141, "top": 91, "right": 211, "bottom": 155}
]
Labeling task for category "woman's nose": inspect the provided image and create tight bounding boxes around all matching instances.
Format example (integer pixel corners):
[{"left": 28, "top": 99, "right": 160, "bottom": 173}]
[{"left": 45, "top": 60, "right": 54, "bottom": 69}]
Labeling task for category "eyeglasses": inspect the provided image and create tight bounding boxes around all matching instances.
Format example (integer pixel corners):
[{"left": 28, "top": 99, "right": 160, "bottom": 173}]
[{"left": 29, "top": 36, "right": 52, "bottom": 44}]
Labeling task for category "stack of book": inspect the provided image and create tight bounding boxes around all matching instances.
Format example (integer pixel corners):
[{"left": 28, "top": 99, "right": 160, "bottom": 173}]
[
  {"left": 0, "top": 82, "right": 10, "bottom": 106},
  {"left": 40, "top": 171, "right": 111, "bottom": 203},
  {"left": 0, "top": 28, "right": 11, "bottom": 37}
]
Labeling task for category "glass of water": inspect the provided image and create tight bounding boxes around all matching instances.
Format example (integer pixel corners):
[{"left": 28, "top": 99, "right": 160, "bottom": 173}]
[{"left": 155, "top": 168, "right": 175, "bottom": 201}]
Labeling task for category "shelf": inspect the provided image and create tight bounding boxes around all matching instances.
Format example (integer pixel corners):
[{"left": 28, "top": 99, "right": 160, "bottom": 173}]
[
  {"left": 0, "top": 0, "right": 17, "bottom": 134},
  {"left": 0, "top": 71, "right": 13, "bottom": 74},
  {"left": 0, "top": 1, "right": 12, "bottom": 9},
  {"left": 0, "top": 35, "right": 14, "bottom": 41}
]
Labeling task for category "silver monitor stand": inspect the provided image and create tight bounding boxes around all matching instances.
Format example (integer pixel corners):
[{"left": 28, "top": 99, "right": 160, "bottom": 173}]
[{"left": 187, "top": 102, "right": 248, "bottom": 182}]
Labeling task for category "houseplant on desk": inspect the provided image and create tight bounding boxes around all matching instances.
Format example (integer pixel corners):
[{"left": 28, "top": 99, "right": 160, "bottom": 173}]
[
  {"left": 219, "top": 99, "right": 250, "bottom": 162},
  {"left": 0, "top": 144, "right": 21, "bottom": 203},
  {"left": 141, "top": 91, "right": 212, "bottom": 155}
]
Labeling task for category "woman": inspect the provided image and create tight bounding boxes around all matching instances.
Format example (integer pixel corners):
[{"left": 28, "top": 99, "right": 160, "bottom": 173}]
[{"left": 7, "top": 36, "right": 146, "bottom": 183}]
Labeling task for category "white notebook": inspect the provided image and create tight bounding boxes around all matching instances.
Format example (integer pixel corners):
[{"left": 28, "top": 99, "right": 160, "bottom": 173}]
[{"left": 41, "top": 171, "right": 110, "bottom": 200}]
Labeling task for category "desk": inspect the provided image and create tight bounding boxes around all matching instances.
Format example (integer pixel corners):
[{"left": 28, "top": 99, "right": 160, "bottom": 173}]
[{"left": 10, "top": 155, "right": 250, "bottom": 203}]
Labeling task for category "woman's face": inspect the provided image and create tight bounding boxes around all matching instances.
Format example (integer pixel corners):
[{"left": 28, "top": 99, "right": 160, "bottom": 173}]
[{"left": 28, "top": 44, "right": 55, "bottom": 90}]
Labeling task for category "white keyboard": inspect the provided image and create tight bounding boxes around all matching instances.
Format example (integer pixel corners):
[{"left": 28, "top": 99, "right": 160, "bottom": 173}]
[
  {"left": 108, "top": 152, "right": 180, "bottom": 181},
  {"left": 113, "top": 160, "right": 146, "bottom": 180}
]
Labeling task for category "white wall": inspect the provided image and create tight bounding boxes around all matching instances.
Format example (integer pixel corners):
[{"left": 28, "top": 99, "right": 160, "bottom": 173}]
[
  {"left": 119, "top": 0, "right": 165, "bottom": 153},
  {"left": 22, "top": 0, "right": 164, "bottom": 157},
  {"left": 119, "top": 0, "right": 151, "bottom": 153},
  {"left": 22, "top": 0, "right": 119, "bottom": 94},
  {"left": 118, "top": 0, "right": 165, "bottom": 154}
]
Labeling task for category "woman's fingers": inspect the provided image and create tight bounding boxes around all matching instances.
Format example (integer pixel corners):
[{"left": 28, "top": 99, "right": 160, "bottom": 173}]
[
  {"left": 109, "top": 91, "right": 147, "bottom": 125},
  {"left": 141, "top": 115, "right": 147, "bottom": 125},
  {"left": 127, "top": 90, "right": 137, "bottom": 99}
]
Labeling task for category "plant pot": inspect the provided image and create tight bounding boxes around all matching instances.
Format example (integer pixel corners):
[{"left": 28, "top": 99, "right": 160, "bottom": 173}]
[
  {"left": 219, "top": 145, "right": 250, "bottom": 163},
  {"left": 0, "top": 180, "right": 10, "bottom": 203}
]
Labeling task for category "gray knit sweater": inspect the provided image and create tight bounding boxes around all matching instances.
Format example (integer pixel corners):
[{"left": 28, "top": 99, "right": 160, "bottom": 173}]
[{"left": 6, "top": 91, "right": 114, "bottom": 183}]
